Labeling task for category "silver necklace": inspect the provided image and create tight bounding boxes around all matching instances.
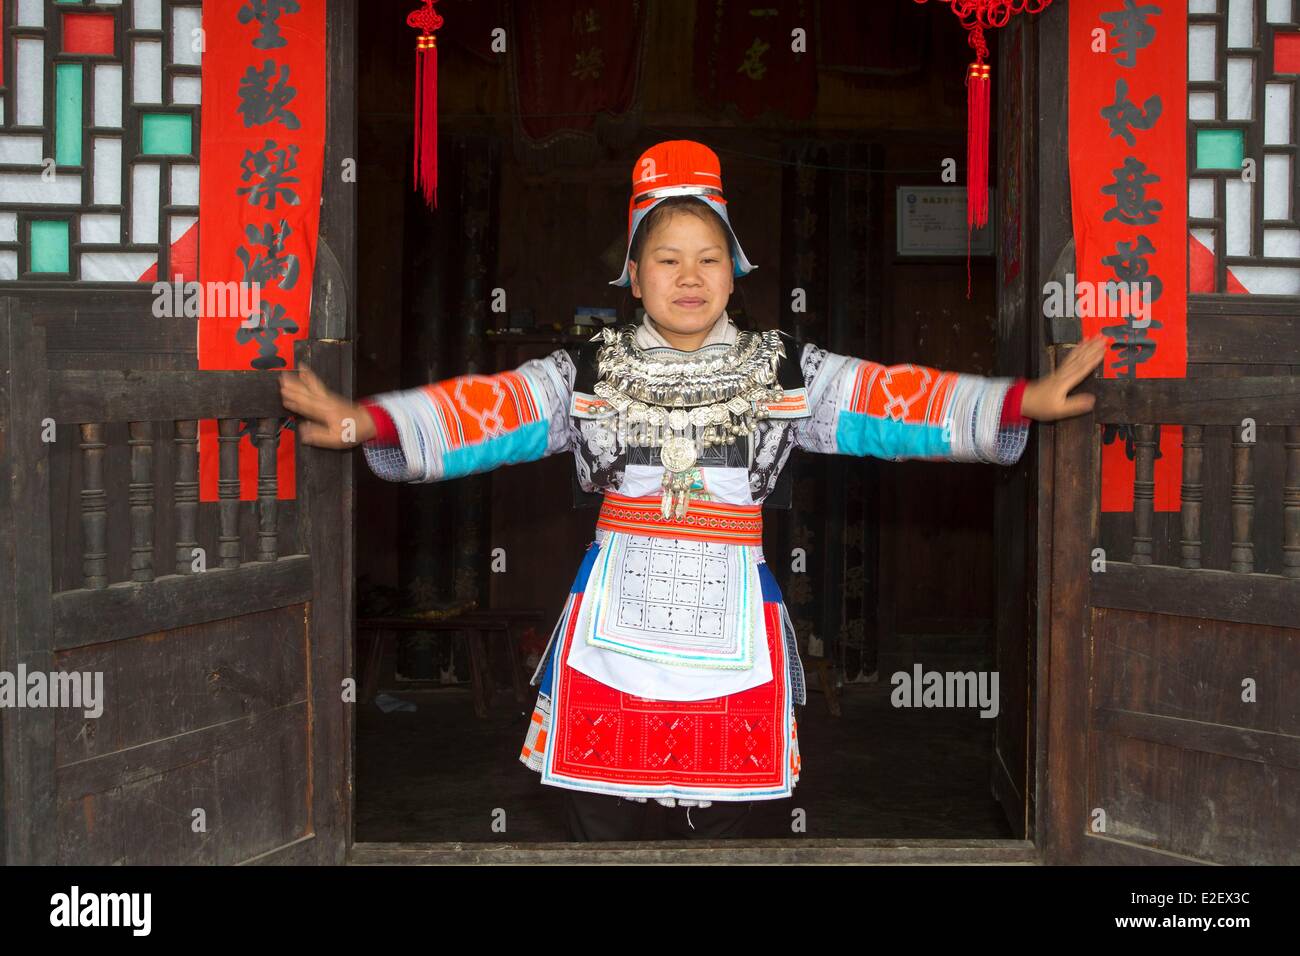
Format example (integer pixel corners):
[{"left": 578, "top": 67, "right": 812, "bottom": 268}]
[{"left": 592, "top": 324, "right": 786, "bottom": 518}]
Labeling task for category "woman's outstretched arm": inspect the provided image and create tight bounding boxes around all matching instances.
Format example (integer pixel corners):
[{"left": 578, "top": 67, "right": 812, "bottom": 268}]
[
  {"left": 279, "top": 349, "right": 578, "bottom": 483},
  {"left": 792, "top": 335, "right": 1106, "bottom": 465}
]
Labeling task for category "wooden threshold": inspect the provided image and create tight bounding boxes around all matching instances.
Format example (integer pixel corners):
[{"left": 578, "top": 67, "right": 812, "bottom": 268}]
[{"left": 349, "top": 838, "right": 1041, "bottom": 865}]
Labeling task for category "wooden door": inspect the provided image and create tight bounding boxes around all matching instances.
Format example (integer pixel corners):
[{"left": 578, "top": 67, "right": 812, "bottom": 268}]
[
  {"left": 0, "top": 3, "right": 356, "bottom": 866},
  {"left": 1045, "top": 357, "right": 1300, "bottom": 864},
  {"left": 1029, "top": 0, "right": 1300, "bottom": 866}
]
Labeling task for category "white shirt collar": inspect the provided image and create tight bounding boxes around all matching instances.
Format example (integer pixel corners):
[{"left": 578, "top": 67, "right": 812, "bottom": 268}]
[{"left": 635, "top": 310, "right": 737, "bottom": 350}]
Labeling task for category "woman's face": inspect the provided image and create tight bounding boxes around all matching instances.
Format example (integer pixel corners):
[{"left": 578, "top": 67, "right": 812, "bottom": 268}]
[{"left": 627, "top": 209, "right": 734, "bottom": 340}]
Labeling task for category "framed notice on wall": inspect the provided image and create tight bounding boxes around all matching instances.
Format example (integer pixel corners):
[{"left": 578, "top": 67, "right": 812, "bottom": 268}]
[{"left": 896, "top": 186, "right": 996, "bottom": 256}]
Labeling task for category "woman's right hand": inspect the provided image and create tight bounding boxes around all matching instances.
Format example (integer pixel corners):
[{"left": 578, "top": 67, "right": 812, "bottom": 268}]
[{"left": 279, "top": 365, "right": 376, "bottom": 448}]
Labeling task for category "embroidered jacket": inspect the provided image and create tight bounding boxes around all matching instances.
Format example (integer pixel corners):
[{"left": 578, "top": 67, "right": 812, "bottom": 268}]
[{"left": 357, "top": 330, "right": 1031, "bottom": 494}]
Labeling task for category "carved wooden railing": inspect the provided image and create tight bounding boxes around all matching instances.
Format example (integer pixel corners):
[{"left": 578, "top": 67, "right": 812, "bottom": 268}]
[{"left": 1088, "top": 376, "right": 1300, "bottom": 627}]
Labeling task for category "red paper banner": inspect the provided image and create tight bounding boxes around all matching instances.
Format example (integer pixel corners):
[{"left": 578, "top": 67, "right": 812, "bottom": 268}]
[
  {"left": 693, "top": 0, "right": 816, "bottom": 121},
  {"left": 1069, "top": 0, "right": 1186, "bottom": 513},
  {"left": 197, "top": 0, "right": 326, "bottom": 502},
  {"left": 511, "top": 0, "right": 644, "bottom": 143}
]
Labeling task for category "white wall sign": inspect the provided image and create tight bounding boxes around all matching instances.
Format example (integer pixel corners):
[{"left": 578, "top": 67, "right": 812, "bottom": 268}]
[{"left": 896, "top": 186, "right": 996, "bottom": 257}]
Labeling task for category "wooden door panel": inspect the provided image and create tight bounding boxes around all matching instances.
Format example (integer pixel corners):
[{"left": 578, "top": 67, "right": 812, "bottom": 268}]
[
  {"left": 0, "top": 1, "right": 355, "bottom": 867},
  {"left": 52, "top": 605, "right": 308, "bottom": 762},
  {"left": 1046, "top": 373, "right": 1300, "bottom": 864},
  {"left": 0, "top": 311, "right": 348, "bottom": 865},
  {"left": 1091, "top": 736, "right": 1298, "bottom": 866},
  {"left": 1088, "top": 607, "right": 1299, "bottom": 865}
]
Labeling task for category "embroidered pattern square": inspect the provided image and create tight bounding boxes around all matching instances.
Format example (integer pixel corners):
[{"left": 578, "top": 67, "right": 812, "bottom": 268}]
[{"left": 585, "top": 533, "right": 760, "bottom": 669}]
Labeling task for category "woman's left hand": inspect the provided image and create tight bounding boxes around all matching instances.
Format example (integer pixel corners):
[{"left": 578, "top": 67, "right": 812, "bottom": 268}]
[{"left": 1020, "top": 334, "right": 1108, "bottom": 422}]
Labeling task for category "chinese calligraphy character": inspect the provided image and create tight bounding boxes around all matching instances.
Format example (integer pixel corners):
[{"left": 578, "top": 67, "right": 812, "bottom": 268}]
[
  {"left": 238, "top": 60, "right": 301, "bottom": 129},
  {"left": 572, "top": 48, "right": 604, "bottom": 80},
  {"left": 237, "top": 415, "right": 297, "bottom": 449},
  {"left": 737, "top": 38, "right": 770, "bottom": 80},
  {"left": 572, "top": 7, "right": 601, "bottom": 34},
  {"left": 1101, "top": 311, "right": 1163, "bottom": 378},
  {"left": 236, "top": 301, "right": 300, "bottom": 370},
  {"left": 1102, "top": 422, "right": 1164, "bottom": 461},
  {"left": 237, "top": 139, "right": 302, "bottom": 211},
  {"left": 1099, "top": 308, "right": 1165, "bottom": 461},
  {"left": 1099, "top": 0, "right": 1160, "bottom": 69},
  {"left": 238, "top": 0, "right": 300, "bottom": 50},
  {"left": 1101, "top": 79, "right": 1162, "bottom": 147},
  {"left": 237, "top": 220, "right": 300, "bottom": 291},
  {"left": 1102, "top": 234, "right": 1163, "bottom": 303},
  {"left": 1101, "top": 156, "right": 1162, "bottom": 226}
]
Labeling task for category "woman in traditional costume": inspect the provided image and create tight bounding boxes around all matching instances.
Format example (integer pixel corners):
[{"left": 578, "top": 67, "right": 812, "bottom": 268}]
[{"left": 281, "top": 140, "right": 1106, "bottom": 841}]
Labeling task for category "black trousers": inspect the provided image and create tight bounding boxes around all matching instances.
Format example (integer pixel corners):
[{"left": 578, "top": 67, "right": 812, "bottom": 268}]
[{"left": 562, "top": 789, "right": 753, "bottom": 841}]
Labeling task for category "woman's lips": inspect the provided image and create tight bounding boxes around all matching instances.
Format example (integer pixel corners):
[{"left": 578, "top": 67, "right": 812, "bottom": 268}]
[{"left": 674, "top": 298, "right": 705, "bottom": 307}]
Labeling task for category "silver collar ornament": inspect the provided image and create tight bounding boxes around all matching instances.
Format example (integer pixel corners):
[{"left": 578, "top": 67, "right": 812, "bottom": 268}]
[{"left": 591, "top": 324, "right": 787, "bottom": 519}]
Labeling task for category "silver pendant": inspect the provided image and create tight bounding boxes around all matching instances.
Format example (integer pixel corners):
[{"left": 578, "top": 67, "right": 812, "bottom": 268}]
[{"left": 660, "top": 434, "right": 697, "bottom": 472}]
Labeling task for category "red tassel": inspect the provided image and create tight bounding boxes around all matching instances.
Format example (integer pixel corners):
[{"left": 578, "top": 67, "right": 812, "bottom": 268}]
[
  {"left": 414, "top": 35, "right": 439, "bottom": 208},
  {"left": 964, "top": 58, "right": 991, "bottom": 299},
  {"left": 966, "top": 60, "right": 991, "bottom": 230},
  {"left": 408, "top": 1, "right": 443, "bottom": 210}
]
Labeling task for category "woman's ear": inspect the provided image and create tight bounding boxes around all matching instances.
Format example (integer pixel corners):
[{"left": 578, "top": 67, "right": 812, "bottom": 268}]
[{"left": 627, "top": 260, "right": 641, "bottom": 298}]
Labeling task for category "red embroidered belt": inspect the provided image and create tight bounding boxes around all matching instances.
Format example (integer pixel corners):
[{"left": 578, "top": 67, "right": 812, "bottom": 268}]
[{"left": 596, "top": 492, "right": 763, "bottom": 546}]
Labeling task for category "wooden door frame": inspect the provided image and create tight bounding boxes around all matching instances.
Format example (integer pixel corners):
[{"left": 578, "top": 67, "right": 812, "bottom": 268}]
[
  {"left": 1031, "top": 0, "right": 1070, "bottom": 859},
  {"left": 343, "top": 12, "right": 1060, "bottom": 869},
  {"left": 1033, "top": 0, "right": 1152, "bottom": 866},
  {"left": 316, "top": 0, "right": 358, "bottom": 865}
]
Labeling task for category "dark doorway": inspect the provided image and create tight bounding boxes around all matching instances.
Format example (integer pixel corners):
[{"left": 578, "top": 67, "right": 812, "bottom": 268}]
[{"left": 350, "top": 0, "right": 1035, "bottom": 848}]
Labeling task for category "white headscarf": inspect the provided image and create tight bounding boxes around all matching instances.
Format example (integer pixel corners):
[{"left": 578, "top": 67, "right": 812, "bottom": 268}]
[{"left": 635, "top": 310, "right": 737, "bottom": 351}]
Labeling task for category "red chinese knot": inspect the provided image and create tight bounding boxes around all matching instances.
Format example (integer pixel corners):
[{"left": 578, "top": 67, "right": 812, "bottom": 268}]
[{"left": 913, "top": 0, "right": 1054, "bottom": 297}]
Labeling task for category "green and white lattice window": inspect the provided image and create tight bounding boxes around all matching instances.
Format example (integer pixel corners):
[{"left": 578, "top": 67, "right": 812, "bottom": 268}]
[
  {"left": 0, "top": 0, "right": 201, "bottom": 282},
  {"left": 1189, "top": 0, "right": 1300, "bottom": 293}
]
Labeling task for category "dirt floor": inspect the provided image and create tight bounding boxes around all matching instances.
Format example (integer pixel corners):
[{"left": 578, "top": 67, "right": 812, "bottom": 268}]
[{"left": 356, "top": 663, "right": 1014, "bottom": 843}]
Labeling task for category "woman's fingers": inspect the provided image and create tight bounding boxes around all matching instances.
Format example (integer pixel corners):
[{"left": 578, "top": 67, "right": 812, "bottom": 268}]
[
  {"left": 281, "top": 367, "right": 336, "bottom": 414},
  {"left": 1058, "top": 392, "right": 1097, "bottom": 418},
  {"left": 279, "top": 374, "right": 304, "bottom": 411},
  {"left": 278, "top": 366, "right": 358, "bottom": 450},
  {"left": 280, "top": 366, "right": 320, "bottom": 402},
  {"left": 1058, "top": 336, "right": 1107, "bottom": 390},
  {"left": 297, "top": 418, "right": 344, "bottom": 449},
  {"left": 298, "top": 364, "right": 329, "bottom": 398}
]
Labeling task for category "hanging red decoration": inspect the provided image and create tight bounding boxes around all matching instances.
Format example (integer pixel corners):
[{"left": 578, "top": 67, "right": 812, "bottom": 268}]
[
  {"left": 408, "top": 0, "right": 444, "bottom": 209},
  {"left": 913, "top": 0, "right": 1053, "bottom": 297}
]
